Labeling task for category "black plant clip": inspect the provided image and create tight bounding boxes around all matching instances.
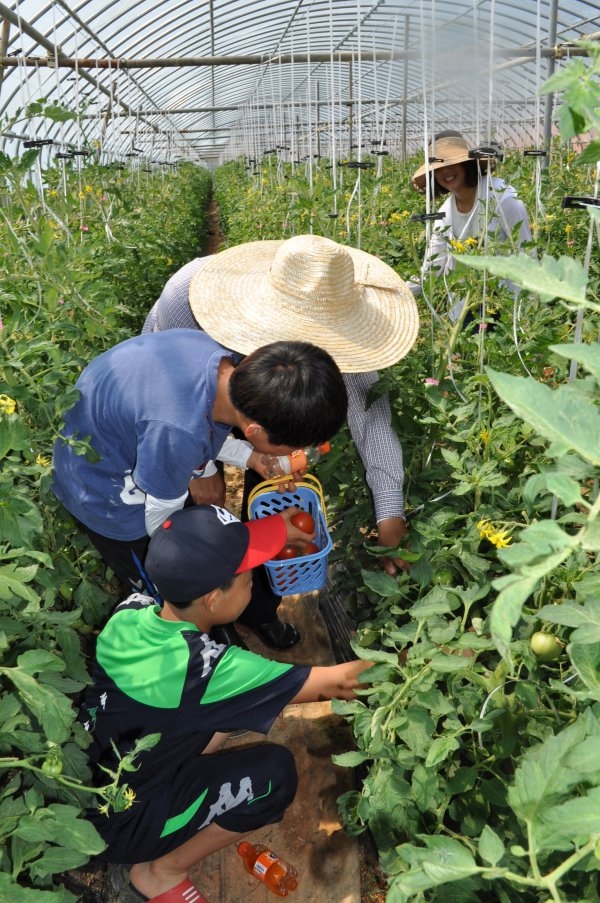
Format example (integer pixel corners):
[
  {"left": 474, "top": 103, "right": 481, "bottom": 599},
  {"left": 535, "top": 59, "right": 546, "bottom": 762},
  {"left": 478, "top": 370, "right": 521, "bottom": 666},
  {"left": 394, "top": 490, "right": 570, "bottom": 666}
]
[
  {"left": 410, "top": 212, "right": 446, "bottom": 222},
  {"left": 562, "top": 195, "right": 600, "bottom": 210},
  {"left": 469, "top": 145, "right": 503, "bottom": 162},
  {"left": 23, "top": 139, "right": 54, "bottom": 148},
  {"left": 524, "top": 149, "right": 548, "bottom": 157}
]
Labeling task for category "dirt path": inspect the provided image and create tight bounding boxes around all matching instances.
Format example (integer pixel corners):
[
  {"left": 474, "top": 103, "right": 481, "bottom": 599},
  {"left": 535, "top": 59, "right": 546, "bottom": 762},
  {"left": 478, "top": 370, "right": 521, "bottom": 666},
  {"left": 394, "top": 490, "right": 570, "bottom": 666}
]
[{"left": 201, "top": 197, "right": 225, "bottom": 256}]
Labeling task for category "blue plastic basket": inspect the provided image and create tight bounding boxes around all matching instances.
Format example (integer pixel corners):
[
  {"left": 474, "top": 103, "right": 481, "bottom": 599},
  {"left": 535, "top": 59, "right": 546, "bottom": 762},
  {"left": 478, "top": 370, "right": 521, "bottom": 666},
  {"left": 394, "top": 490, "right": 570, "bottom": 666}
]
[{"left": 248, "top": 473, "right": 332, "bottom": 595}]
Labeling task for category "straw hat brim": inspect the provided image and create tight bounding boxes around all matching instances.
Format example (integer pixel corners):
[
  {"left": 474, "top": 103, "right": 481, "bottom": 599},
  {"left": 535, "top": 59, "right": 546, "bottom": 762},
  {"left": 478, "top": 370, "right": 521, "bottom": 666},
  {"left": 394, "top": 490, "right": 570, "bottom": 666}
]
[
  {"left": 189, "top": 240, "right": 420, "bottom": 373},
  {"left": 412, "top": 149, "right": 473, "bottom": 191}
]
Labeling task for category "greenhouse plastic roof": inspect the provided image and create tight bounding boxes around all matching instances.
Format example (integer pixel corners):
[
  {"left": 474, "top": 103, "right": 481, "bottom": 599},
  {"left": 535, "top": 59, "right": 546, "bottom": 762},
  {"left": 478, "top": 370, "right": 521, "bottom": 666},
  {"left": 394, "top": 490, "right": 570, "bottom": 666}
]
[{"left": 0, "top": 0, "right": 598, "bottom": 167}]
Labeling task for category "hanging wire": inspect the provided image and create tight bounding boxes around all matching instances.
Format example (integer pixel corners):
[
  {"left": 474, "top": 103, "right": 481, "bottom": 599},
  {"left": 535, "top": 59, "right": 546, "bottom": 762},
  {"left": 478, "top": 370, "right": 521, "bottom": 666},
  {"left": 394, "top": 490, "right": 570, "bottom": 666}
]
[
  {"left": 355, "top": 2, "right": 362, "bottom": 249},
  {"left": 328, "top": 0, "right": 338, "bottom": 219},
  {"left": 376, "top": 15, "right": 397, "bottom": 180},
  {"left": 569, "top": 163, "right": 600, "bottom": 385},
  {"left": 305, "top": 8, "right": 314, "bottom": 231}
]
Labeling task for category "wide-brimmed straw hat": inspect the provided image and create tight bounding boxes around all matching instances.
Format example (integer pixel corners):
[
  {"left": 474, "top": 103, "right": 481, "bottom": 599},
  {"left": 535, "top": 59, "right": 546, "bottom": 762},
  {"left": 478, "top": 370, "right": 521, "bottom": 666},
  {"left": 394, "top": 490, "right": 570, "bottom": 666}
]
[
  {"left": 189, "top": 234, "right": 419, "bottom": 373},
  {"left": 412, "top": 134, "right": 492, "bottom": 191}
]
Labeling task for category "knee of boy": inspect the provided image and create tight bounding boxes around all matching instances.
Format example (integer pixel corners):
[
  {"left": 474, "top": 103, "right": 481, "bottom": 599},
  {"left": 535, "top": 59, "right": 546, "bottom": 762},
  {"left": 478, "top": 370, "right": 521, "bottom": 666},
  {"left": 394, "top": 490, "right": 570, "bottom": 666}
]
[{"left": 265, "top": 744, "right": 298, "bottom": 809}]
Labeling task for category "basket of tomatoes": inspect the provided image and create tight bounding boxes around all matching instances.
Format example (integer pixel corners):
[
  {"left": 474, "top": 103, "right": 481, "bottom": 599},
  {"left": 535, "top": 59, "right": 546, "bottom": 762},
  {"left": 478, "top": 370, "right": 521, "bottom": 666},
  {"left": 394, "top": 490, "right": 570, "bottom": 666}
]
[{"left": 248, "top": 473, "right": 332, "bottom": 594}]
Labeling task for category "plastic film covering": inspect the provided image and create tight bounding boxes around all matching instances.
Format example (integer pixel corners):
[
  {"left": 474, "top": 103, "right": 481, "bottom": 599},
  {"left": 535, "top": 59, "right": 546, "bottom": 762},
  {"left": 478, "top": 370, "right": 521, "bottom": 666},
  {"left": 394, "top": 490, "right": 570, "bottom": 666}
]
[{"left": 0, "top": 1, "right": 597, "bottom": 167}]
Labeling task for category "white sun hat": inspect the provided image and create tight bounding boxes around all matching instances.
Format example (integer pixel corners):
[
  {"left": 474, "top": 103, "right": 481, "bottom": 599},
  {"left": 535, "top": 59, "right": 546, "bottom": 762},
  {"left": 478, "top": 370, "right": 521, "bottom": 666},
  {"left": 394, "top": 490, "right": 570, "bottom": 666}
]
[{"left": 189, "top": 234, "right": 420, "bottom": 374}]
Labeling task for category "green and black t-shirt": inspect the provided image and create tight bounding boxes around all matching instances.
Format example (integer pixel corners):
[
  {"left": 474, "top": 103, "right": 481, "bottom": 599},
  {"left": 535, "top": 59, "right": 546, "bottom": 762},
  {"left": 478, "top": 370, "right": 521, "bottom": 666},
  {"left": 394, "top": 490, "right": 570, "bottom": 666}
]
[{"left": 80, "top": 594, "right": 310, "bottom": 791}]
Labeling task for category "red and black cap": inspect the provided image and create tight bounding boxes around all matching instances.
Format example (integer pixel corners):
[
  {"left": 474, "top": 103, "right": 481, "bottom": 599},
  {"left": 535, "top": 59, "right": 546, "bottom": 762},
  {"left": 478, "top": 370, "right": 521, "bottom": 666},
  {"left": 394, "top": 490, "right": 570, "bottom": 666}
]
[{"left": 144, "top": 505, "right": 286, "bottom": 604}]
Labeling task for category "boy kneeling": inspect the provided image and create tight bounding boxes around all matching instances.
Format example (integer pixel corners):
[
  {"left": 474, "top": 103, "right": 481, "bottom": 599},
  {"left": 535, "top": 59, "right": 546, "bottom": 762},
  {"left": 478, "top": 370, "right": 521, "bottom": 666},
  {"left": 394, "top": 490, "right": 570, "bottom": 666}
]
[{"left": 80, "top": 504, "right": 371, "bottom": 903}]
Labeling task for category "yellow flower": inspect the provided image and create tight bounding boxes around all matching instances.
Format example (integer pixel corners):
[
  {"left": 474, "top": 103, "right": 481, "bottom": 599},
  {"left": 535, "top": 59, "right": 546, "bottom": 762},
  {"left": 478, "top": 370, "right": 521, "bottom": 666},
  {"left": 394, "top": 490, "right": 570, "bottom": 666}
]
[
  {"left": 380, "top": 185, "right": 389, "bottom": 194},
  {"left": 36, "top": 453, "right": 51, "bottom": 467},
  {"left": 49, "top": 189, "right": 58, "bottom": 197},
  {"left": 564, "top": 224, "right": 573, "bottom": 235},
  {"left": 465, "top": 236, "right": 478, "bottom": 247},
  {"left": 122, "top": 786, "right": 136, "bottom": 808},
  {"left": 479, "top": 429, "right": 490, "bottom": 444},
  {"left": 477, "top": 518, "right": 512, "bottom": 548},
  {"left": 85, "top": 185, "right": 93, "bottom": 194},
  {"left": 0, "top": 394, "right": 16, "bottom": 415},
  {"left": 450, "top": 238, "right": 466, "bottom": 253},
  {"left": 491, "top": 530, "right": 512, "bottom": 549},
  {"left": 477, "top": 518, "right": 493, "bottom": 540}
]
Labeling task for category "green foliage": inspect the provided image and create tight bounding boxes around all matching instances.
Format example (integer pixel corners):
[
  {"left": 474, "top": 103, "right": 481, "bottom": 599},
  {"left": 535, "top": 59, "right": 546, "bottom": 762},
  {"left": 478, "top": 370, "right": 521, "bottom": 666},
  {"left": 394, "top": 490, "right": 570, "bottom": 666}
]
[
  {"left": 0, "top": 128, "right": 212, "bottom": 897},
  {"left": 210, "top": 45, "right": 600, "bottom": 903}
]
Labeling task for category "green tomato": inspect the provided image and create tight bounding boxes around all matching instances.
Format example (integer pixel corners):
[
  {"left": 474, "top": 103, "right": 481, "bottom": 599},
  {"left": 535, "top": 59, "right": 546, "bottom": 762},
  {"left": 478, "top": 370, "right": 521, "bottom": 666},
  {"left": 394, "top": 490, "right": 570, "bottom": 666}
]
[
  {"left": 59, "top": 582, "right": 75, "bottom": 602},
  {"left": 530, "top": 631, "right": 563, "bottom": 662},
  {"left": 432, "top": 567, "right": 454, "bottom": 586},
  {"left": 72, "top": 618, "right": 94, "bottom": 635},
  {"left": 41, "top": 749, "right": 63, "bottom": 776}
]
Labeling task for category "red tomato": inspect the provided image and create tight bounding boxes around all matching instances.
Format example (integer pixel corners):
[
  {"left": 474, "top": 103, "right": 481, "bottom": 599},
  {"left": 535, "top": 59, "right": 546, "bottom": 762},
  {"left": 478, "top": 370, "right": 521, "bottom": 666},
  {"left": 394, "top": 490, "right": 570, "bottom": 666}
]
[
  {"left": 276, "top": 544, "right": 300, "bottom": 561},
  {"left": 302, "top": 542, "right": 319, "bottom": 556},
  {"left": 291, "top": 511, "right": 315, "bottom": 534}
]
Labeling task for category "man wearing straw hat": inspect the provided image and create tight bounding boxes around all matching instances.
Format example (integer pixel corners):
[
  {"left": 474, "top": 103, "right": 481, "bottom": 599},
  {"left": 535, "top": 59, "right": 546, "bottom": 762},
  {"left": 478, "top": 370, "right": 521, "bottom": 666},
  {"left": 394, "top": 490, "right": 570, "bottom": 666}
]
[{"left": 143, "top": 234, "right": 420, "bottom": 649}]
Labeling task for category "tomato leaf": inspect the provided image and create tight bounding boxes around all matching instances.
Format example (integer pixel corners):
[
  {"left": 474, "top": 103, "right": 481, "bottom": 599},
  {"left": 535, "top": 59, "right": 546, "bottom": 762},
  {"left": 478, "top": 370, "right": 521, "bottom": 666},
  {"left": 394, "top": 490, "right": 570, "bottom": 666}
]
[
  {"left": 452, "top": 252, "right": 588, "bottom": 304},
  {"left": 478, "top": 825, "right": 506, "bottom": 867},
  {"left": 488, "top": 368, "right": 600, "bottom": 467}
]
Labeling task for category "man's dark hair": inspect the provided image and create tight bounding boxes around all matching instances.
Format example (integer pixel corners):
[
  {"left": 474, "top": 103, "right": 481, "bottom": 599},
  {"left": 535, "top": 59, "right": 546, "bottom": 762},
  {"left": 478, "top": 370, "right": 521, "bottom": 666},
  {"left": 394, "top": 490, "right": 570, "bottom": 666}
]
[{"left": 229, "top": 340, "right": 347, "bottom": 447}]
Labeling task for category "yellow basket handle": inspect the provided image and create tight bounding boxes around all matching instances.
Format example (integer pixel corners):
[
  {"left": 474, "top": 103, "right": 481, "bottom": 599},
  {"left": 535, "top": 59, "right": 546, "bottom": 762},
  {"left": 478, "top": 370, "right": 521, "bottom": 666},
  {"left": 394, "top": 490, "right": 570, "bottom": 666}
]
[{"left": 247, "top": 472, "right": 328, "bottom": 525}]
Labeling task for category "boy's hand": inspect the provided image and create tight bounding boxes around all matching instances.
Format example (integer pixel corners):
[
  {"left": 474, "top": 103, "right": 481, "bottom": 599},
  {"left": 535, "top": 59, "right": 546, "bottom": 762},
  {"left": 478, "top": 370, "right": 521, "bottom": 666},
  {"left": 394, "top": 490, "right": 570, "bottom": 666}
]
[{"left": 290, "top": 659, "right": 374, "bottom": 704}]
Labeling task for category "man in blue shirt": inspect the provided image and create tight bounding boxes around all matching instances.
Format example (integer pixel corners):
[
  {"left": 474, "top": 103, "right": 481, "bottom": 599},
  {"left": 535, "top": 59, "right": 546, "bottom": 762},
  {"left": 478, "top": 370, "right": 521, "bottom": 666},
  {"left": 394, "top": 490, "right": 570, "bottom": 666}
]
[{"left": 52, "top": 333, "right": 347, "bottom": 635}]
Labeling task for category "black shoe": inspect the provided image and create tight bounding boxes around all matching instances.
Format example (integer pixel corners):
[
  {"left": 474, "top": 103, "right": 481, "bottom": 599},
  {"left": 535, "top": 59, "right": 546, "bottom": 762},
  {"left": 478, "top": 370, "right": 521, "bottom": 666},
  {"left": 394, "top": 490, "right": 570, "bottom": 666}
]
[
  {"left": 251, "top": 619, "right": 301, "bottom": 650},
  {"left": 211, "top": 623, "right": 248, "bottom": 650}
]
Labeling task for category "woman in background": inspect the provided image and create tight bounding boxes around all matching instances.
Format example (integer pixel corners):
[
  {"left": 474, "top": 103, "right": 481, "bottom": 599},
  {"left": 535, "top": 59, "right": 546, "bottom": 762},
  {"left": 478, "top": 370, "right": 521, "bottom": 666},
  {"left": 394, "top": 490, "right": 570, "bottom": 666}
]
[{"left": 409, "top": 130, "right": 532, "bottom": 319}]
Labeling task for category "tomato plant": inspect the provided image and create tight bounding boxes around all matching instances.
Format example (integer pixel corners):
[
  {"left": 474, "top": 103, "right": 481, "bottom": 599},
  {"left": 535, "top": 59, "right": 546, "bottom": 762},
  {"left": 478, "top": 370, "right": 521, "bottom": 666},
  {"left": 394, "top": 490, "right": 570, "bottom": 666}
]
[
  {"left": 211, "top": 47, "right": 600, "bottom": 902},
  {"left": 0, "top": 137, "right": 213, "bottom": 899}
]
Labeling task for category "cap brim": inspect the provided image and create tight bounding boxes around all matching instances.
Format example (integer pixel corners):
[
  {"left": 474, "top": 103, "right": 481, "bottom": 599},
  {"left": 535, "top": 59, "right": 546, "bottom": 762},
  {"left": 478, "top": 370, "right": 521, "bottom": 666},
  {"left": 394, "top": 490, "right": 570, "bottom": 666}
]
[{"left": 236, "top": 514, "right": 288, "bottom": 573}]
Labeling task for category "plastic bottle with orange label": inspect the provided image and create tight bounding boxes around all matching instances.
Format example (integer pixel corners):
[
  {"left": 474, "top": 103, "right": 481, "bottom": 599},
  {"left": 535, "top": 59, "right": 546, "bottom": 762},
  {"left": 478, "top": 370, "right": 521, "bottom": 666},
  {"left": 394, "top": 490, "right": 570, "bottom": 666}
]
[
  {"left": 262, "top": 441, "right": 330, "bottom": 478},
  {"left": 237, "top": 841, "right": 299, "bottom": 896}
]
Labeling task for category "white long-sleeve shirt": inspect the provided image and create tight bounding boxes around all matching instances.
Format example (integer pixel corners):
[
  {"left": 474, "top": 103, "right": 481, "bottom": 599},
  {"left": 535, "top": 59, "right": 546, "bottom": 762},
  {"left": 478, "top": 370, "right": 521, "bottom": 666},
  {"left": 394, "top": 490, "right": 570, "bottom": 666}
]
[
  {"left": 423, "top": 174, "right": 532, "bottom": 278},
  {"left": 142, "top": 256, "right": 406, "bottom": 522}
]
